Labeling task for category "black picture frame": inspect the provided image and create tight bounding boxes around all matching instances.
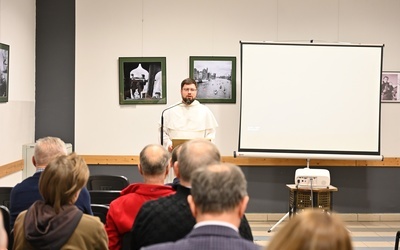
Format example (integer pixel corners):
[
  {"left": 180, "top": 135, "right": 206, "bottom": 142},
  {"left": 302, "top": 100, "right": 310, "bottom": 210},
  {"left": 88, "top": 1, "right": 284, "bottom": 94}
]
[
  {"left": 119, "top": 57, "right": 166, "bottom": 105},
  {"left": 381, "top": 71, "right": 400, "bottom": 102},
  {"left": 0, "top": 43, "right": 9, "bottom": 103},
  {"left": 189, "top": 56, "right": 236, "bottom": 103}
]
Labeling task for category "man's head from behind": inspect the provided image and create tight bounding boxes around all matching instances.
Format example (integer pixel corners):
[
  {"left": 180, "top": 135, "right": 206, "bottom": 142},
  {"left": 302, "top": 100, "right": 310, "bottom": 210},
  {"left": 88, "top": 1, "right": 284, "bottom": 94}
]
[
  {"left": 139, "top": 144, "right": 170, "bottom": 177},
  {"left": 188, "top": 163, "right": 249, "bottom": 224},
  {"left": 33, "top": 137, "right": 67, "bottom": 168},
  {"left": 177, "top": 139, "right": 220, "bottom": 184}
]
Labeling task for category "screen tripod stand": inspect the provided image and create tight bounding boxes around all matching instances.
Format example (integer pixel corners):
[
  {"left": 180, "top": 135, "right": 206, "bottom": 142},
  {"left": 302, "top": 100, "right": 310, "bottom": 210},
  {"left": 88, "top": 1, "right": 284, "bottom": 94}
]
[{"left": 268, "top": 159, "right": 316, "bottom": 233}]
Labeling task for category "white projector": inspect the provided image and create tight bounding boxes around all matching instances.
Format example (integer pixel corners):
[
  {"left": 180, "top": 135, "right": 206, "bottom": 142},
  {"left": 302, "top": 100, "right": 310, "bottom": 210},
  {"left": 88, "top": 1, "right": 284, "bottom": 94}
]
[{"left": 295, "top": 168, "right": 330, "bottom": 187}]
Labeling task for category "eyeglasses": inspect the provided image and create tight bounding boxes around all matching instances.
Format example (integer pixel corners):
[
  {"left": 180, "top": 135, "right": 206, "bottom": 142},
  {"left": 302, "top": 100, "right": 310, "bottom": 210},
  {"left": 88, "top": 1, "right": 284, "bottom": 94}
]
[{"left": 182, "top": 88, "right": 197, "bottom": 92}]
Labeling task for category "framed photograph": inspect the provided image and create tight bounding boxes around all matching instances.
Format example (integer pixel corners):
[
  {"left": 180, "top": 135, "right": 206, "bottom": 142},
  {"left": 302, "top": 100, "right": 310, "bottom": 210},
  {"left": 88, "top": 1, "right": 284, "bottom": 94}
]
[
  {"left": 0, "top": 43, "right": 9, "bottom": 103},
  {"left": 189, "top": 56, "right": 236, "bottom": 103},
  {"left": 119, "top": 57, "right": 166, "bottom": 105},
  {"left": 381, "top": 71, "right": 400, "bottom": 102}
]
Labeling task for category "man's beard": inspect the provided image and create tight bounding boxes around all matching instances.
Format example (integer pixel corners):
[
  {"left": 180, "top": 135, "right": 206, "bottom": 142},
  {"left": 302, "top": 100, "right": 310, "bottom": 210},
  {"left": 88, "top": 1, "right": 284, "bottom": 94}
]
[{"left": 182, "top": 97, "right": 195, "bottom": 105}]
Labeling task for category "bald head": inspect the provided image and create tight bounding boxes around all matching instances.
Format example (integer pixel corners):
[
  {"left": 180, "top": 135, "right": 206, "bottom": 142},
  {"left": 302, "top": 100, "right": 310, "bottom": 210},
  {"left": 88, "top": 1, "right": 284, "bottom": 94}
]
[
  {"left": 139, "top": 144, "right": 170, "bottom": 176},
  {"left": 178, "top": 139, "right": 221, "bottom": 183}
]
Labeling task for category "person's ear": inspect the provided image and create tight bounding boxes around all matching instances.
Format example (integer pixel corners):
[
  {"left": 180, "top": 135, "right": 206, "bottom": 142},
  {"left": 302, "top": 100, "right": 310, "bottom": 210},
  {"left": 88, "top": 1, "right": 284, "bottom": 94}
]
[
  {"left": 164, "top": 165, "right": 169, "bottom": 177},
  {"left": 173, "top": 161, "right": 180, "bottom": 178},
  {"left": 239, "top": 196, "right": 250, "bottom": 218},
  {"left": 188, "top": 195, "right": 197, "bottom": 217},
  {"left": 32, "top": 156, "right": 37, "bottom": 167},
  {"left": 137, "top": 164, "right": 144, "bottom": 175}
]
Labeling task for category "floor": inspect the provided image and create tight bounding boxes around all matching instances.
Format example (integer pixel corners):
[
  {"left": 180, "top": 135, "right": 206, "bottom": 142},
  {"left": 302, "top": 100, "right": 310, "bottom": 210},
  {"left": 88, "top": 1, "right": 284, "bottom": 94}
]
[{"left": 250, "top": 220, "right": 398, "bottom": 249}]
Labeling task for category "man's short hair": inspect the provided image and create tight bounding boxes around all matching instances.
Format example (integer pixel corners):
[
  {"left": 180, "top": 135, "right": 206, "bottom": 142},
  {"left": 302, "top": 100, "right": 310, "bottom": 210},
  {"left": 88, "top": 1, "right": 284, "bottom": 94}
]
[
  {"left": 180, "top": 78, "right": 197, "bottom": 90},
  {"left": 34, "top": 137, "right": 67, "bottom": 166},
  {"left": 191, "top": 163, "right": 248, "bottom": 214},
  {"left": 178, "top": 139, "right": 220, "bottom": 182},
  {"left": 139, "top": 144, "right": 170, "bottom": 175}
]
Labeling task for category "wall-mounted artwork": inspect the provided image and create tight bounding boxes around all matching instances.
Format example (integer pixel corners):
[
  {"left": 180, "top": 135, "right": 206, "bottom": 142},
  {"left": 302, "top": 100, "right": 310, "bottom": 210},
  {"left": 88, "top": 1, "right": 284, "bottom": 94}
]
[
  {"left": 381, "top": 71, "right": 400, "bottom": 102},
  {"left": 119, "top": 57, "right": 166, "bottom": 105},
  {"left": 189, "top": 56, "right": 236, "bottom": 103},
  {"left": 0, "top": 43, "right": 9, "bottom": 103}
]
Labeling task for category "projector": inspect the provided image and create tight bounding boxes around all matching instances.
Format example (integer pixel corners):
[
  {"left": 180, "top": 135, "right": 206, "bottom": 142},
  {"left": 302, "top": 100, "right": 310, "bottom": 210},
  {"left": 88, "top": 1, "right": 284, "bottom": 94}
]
[{"left": 295, "top": 168, "right": 330, "bottom": 187}]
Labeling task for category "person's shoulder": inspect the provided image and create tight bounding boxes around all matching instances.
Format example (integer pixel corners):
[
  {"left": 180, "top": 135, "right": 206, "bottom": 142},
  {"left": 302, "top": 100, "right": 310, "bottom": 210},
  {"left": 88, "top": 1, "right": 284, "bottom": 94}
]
[
  {"left": 141, "top": 242, "right": 176, "bottom": 250},
  {"left": 141, "top": 193, "right": 175, "bottom": 210},
  {"left": 80, "top": 214, "right": 104, "bottom": 228},
  {"left": 11, "top": 176, "right": 39, "bottom": 193}
]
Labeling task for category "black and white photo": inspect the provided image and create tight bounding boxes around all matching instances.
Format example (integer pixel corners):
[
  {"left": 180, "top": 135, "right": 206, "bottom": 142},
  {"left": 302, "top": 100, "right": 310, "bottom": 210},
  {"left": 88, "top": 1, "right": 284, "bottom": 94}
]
[
  {"left": 0, "top": 43, "right": 9, "bottom": 103},
  {"left": 119, "top": 57, "right": 166, "bottom": 105},
  {"left": 381, "top": 71, "right": 400, "bottom": 102},
  {"left": 189, "top": 56, "right": 236, "bottom": 103}
]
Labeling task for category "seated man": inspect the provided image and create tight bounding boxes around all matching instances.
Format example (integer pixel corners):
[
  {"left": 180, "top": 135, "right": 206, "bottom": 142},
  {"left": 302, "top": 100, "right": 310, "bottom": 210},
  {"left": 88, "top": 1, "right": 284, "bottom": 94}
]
[
  {"left": 9, "top": 137, "right": 92, "bottom": 229},
  {"left": 130, "top": 139, "right": 253, "bottom": 250},
  {"left": 106, "top": 144, "right": 175, "bottom": 250},
  {"left": 141, "top": 163, "right": 261, "bottom": 250}
]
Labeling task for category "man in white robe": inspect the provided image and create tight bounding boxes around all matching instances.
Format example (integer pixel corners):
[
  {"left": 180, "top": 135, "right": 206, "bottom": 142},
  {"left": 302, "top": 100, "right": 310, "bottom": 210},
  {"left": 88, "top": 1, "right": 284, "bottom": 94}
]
[{"left": 161, "top": 78, "right": 218, "bottom": 153}]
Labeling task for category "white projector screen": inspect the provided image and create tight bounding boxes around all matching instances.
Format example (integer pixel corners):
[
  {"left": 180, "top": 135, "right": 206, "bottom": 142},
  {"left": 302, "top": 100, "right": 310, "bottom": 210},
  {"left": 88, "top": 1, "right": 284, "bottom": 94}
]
[{"left": 238, "top": 42, "right": 383, "bottom": 160}]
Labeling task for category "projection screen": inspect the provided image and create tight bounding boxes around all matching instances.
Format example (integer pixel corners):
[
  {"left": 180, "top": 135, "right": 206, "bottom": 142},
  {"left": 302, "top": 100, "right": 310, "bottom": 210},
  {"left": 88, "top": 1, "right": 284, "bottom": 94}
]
[{"left": 238, "top": 42, "right": 384, "bottom": 160}]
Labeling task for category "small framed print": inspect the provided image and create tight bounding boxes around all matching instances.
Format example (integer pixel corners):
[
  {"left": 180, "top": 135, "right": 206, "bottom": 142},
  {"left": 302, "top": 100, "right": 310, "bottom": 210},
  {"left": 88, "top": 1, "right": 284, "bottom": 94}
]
[
  {"left": 119, "top": 57, "right": 166, "bottom": 105},
  {"left": 189, "top": 56, "right": 236, "bottom": 103},
  {"left": 0, "top": 43, "right": 9, "bottom": 103},
  {"left": 381, "top": 71, "right": 400, "bottom": 102}
]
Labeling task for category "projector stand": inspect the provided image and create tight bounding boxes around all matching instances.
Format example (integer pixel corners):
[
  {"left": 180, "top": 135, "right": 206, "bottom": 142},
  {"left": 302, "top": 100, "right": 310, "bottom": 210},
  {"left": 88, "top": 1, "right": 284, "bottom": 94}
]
[
  {"left": 267, "top": 159, "right": 313, "bottom": 233},
  {"left": 267, "top": 211, "right": 290, "bottom": 233}
]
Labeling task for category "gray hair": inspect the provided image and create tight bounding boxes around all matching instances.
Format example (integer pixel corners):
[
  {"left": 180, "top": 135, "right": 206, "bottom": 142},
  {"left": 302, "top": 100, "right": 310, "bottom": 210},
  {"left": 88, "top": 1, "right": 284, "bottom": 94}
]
[
  {"left": 34, "top": 137, "right": 67, "bottom": 166},
  {"left": 139, "top": 144, "right": 170, "bottom": 175},
  {"left": 191, "top": 163, "right": 248, "bottom": 213},
  {"left": 178, "top": 139, "right": 220, "bottom": 182}
]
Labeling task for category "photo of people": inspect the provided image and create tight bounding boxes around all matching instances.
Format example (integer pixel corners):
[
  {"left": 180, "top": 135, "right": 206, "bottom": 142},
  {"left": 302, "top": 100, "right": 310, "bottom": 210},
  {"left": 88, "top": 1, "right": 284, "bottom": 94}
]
[
  {"left": 381, "top": 72, "right": 400, "bottom": 102},
  {"left": 0, "top": 43, "right": 9, "bottom": 102},
  {"left": 119, "top": 57, "right": 166, "bottom": 105},
  {"left": 190, "top": 56, "right": 236, "bottom": 103}
]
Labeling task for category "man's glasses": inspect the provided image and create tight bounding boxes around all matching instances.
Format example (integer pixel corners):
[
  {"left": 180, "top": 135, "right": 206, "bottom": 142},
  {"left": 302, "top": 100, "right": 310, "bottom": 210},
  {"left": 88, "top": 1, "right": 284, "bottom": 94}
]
[{"left": 182, "top": 88, "right": 197, "bottom": 92}]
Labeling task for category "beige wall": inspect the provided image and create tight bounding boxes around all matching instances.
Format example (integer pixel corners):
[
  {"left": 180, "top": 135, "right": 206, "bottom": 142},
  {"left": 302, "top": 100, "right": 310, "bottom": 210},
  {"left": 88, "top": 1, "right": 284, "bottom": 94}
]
[
  {"left": 76, "top": 0, "right": 400, "bottom": 156},
  {"left": 0, "top": 0, "right": 35, "bottom": 185}
]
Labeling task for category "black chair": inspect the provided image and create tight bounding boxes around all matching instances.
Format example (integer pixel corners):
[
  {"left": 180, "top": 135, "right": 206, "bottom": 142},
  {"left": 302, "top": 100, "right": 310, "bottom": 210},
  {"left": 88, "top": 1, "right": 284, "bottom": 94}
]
[
  {"left": 0, "top": 205, "right": 10, "bottom": 240},
  {"left": 395, "top": 231, "right": 400, "bottom": 250},
  {"left": 0, "top": 187, "right": 13, "bottom": 208},
  {"left": 91, "top": 204, "right": 109, "bottom": 224},
  {"left": 89, "top": 190, "right": 121, "bottom": 205},
  {"left": 87, "top": 175, "right": 129, "bottom": 190}
]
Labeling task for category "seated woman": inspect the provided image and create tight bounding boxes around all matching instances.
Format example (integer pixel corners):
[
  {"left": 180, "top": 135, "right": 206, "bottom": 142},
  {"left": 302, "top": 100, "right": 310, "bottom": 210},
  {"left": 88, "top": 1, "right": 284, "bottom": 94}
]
[{"left": 13, "top": 153, "right": 108, "bottom": 250}]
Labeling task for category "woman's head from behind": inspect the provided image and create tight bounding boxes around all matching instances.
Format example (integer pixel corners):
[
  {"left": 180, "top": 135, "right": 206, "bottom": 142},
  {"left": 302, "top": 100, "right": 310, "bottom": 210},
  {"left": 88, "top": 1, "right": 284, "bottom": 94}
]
[
  {"left": 39, "top": 153, "right": 89, "bottom": 214},
  {"left": 267, "top": 209, "right": 352, "bottom": 250}
]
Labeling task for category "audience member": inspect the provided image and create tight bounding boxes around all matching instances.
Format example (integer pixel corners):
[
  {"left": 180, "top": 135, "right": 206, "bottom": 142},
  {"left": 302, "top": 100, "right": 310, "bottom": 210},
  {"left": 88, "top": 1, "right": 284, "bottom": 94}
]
[
  {"left": 0, "top": 212, "right": 7, "bottom": 250},
  {"left": 129, "top": 139, "right": 253, "bottom": 250},
  {"left": 105, "top": 144, "right": 175, "bottom": 250},
  {"left": 13, "top": 153, "right": 108, "bottom": 249},
  {"left": 267, "top": 208, "right": 353, "bottom": 250},
  {"left": 9, "top": 137, "right": 92, "bottom": 229},
  {"left": 142, "top": 163, "right": 261, "bottom": 250},
  {"left": 165, "top": 144, "right": 181, "bottom": 185}
]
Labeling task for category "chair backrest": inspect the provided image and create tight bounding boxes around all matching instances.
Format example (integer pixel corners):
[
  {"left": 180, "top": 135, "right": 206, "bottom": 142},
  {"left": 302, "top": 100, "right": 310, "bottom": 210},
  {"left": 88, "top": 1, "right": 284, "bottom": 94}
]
[
  {"left": 0, "top": 187, "right": 13, "bottom": 209},
  {"left": 89, "top": 190, "right": 121, "bottom": 205},
  {"left": 87, "top": 175, "right": 129, "bottom": 190},
  {"left": 90, "top": 204, "right": 109, "bottom": 224},
  {"left": 0, "top": 205, "right": 10, "bottom": 239}
]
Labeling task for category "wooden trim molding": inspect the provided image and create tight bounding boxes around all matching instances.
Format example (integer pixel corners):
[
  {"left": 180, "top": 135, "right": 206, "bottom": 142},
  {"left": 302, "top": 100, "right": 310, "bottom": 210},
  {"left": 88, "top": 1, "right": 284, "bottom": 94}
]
[
  {"left": 81, "top": 155, "right": 400, "bottom": 167},
  {"left": 0, "top": 159, "right": 24, "bottom": 178},
  {"left": 2, "top": 156, "right": 400, "bottom": 179}
]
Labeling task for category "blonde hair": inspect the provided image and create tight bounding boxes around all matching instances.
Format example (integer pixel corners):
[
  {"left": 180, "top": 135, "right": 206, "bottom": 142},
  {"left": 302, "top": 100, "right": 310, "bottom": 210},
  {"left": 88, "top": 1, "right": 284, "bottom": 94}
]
[
  {"left": 267, "top": 209, "right": 353, "bottom": 250},
  {"left": 39, "top": 153, "right": 89, "bottom": 214}
]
